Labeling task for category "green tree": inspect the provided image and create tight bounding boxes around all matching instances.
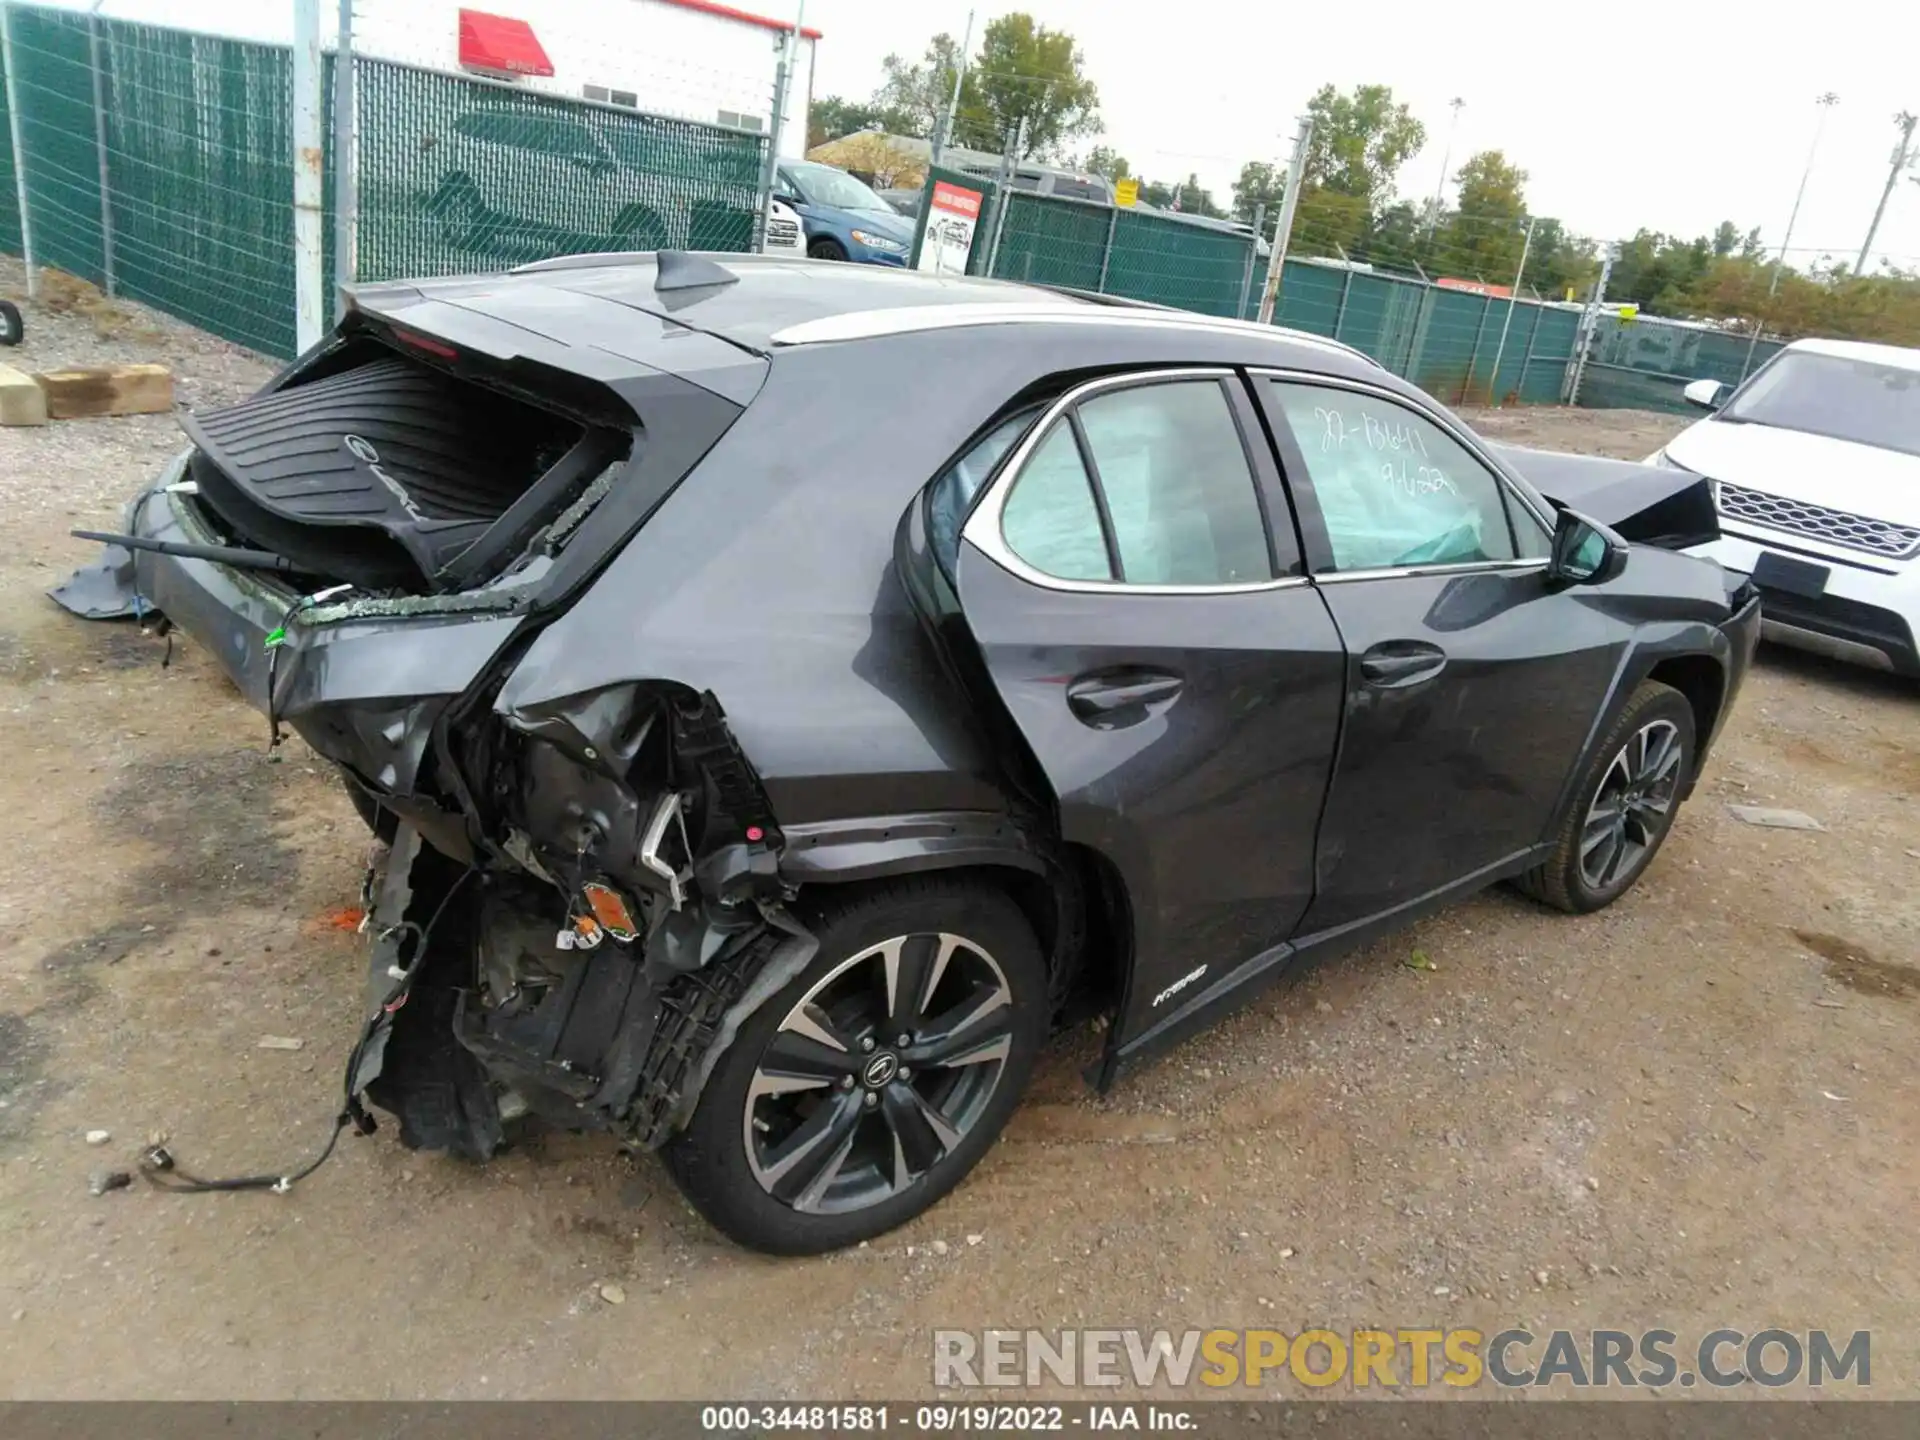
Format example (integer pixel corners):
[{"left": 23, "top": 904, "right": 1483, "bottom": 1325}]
[
  {"left": 968, "top": 13, "right": 1101, "bottom": 159},
  {"left": 1435, "top": 150, "right": 1528, "bottom": 280},
  {"left": 1138, "top": 178, "right": 1177, "bottom": 208},
  {"left": 1303, "top": 84, "right": 1426, "bottom": 208},
  {"left": 1363, "top": 199, "right": 1427, "bottom": 271},
  {"left": 872, "top": 34, "right": 970, "bottom": 140},
  {"left": 1525, "top": 219, "right": 1599, "bottom": 300},
  {"left": 1230, "top": 161, "right": 1286, "bottom": 225},
  {"left": 808, "top": 96, "right": 883, "bottom": 149},
  {"left": 1082, "top": 144, "right": 1130, "bottom": 181}
]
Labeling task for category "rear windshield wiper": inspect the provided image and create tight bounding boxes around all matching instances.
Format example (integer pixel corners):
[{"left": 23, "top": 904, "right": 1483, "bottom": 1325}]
[{"left": 71, "top": 529, "right": 299, "bottom": 574}]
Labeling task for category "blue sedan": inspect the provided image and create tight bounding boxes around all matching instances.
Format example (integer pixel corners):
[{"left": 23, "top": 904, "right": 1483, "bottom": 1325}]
[{"left": 775, "top": 160, "right": 916, "bottom": 266}]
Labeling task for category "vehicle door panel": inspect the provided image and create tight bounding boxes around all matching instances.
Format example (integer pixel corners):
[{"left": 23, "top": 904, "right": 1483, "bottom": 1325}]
[
  {"left": 1258, "top": 375, "right": 1627, "bottom": 933},
  {"left": 930, "top": 371, "right": 1347, "bottom": 1051}
]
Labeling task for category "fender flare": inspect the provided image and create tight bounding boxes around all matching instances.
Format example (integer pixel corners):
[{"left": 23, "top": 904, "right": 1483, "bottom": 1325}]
[{"left": 1541, "top": 624, "right": 1732, "bottom": 838}]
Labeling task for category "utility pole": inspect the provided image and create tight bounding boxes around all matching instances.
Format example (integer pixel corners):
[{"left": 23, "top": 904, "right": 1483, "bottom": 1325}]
[
  {"left": 1486, "top": 216, "right": 1536, "bottom": 405},
  {"left": 1741, "top": 91, "right": 1839, "bottom": 379},
  {"left": 1256, "top": 115, "right": 1313, "bottom": 325},
  {"left": 756, "top": 0, "right": 806, "bottom": 253},
  {"left": 929, "top": 8, "right": 974, "bottom": 170},
  {"left": 291, "top": 0, "right": 324, "bottom": 351},
  {"left": 1424, "top": 96, "right": 1464, "bottom": 241},
  {"left": 331, "top": 0, "right": 357, "bottom": 317},
  {"left": 1854, "top": 110, "right": 1916, "bottom": 276}
]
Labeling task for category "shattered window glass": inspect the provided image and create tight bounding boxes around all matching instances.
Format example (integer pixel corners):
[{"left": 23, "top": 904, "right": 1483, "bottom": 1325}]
[
  {"left": 1271, "top": 383, "right": 1521, "bottom": 572},
  {"left": 928, "top": 407, "right": 1040, "bottom": 580},
  {"left": 1000, "top": 424, "right": 1113, "bottom": 583}
]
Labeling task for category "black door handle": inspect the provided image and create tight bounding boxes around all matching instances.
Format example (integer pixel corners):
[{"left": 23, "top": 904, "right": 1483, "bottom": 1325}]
[
  {"left": 1360, "top": 644, "right": 1446, "bottom": 686},
  {"left": 1066, "top": 670, "right": 1184, "bottom": 725}
]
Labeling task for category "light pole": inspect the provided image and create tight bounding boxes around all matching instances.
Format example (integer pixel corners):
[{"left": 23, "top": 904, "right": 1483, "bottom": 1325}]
[
  {"left": 1742, "top": 91, "right": 1838, "bottom": 377},
  {"left": 1424, "top": 97, "right": 1464, "bottom": 241}
]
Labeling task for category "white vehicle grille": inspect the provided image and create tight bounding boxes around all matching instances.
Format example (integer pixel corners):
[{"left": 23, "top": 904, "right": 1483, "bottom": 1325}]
[
  {"left": 766, "top": 218, "right": 801, "bottom": 247},
  {"left": 1718, "top": 481, "right": 1920, "bottom": 561}
]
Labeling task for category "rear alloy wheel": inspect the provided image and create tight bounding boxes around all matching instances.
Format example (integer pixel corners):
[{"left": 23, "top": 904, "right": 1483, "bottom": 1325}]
[
  {"left": 1520, "top": 679, "right": 1696, "bottom": 913},
  {"left": 664, "top": 878, "right": 1046, "bottom": 1254}
]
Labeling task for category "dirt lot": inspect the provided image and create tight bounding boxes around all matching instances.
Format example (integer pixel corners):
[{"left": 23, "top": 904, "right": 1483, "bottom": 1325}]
[{"left": 2, "top": 268, "right": 1916, "bottom": 1400}]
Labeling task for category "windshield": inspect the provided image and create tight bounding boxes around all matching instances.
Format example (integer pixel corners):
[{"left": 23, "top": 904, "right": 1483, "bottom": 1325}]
[
  {"left": 1722, "top": 351, "right": 1920, "bottom": 459},
  {"left": 786, "top": 162, "right": 891, "bottom": 212}
]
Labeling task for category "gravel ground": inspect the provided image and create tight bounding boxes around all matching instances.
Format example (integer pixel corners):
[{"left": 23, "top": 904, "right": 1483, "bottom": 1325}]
[{"left": 1, "top": 266, "right": 1916, "bottom": 1402}]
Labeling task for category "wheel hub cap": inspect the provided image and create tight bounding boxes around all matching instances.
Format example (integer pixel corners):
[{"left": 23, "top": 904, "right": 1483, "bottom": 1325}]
[
  {"left": 743, "top": 932, "right": 1014, "bottom": 1216},
  {"left": 1579, "top": 718, "right": 1684, "bottom": 891}
]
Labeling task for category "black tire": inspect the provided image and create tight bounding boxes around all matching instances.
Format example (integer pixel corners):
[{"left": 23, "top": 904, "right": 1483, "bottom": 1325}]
[
  {"left": 0, "top": 299, "right": 21, "bottom": 347},
  {"left": 808, "top": 236, "right": 847, "bottom": 262},
  {"left": 664, "top": 876, "right": 1048, "bottom": 1255},
  {"left": 1519, "top": 679, "right": 1695, "bottom": 914}
]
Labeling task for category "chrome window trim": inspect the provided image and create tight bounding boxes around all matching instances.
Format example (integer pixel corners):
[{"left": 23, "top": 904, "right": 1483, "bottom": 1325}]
[
  {"left": 963, "top": 368, "right": 1310, "bottom": 597},
  {"left": 1248, "top": 366, "right": 1561, "bottom": 553},
  {"left": 770, "top": 304, "right": 1375, "bottom": 366},
  {"left": 1315, "top": 559, "right": 1551, "bottom": 584}
]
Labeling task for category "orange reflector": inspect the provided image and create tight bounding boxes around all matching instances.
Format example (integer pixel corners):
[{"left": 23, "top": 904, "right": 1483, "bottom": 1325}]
[{"left": 581, "top": 882, "right": 639, "bottom": 941}]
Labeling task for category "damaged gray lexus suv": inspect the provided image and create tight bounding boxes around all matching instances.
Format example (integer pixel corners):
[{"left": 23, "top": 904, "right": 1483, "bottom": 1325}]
[{"left": 56, "top": 253, "right": 1761, "bottom": 1254}]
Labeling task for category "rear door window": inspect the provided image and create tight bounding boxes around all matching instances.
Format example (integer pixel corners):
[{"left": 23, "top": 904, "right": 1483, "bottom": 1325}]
[{"left": 989, "top": 377, "right": 1281, "bottom": 588}]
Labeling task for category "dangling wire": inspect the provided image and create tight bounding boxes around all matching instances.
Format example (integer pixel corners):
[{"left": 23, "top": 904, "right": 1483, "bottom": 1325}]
[{"left": 140, "top": 867, "right": 477, "bottom": 1196}]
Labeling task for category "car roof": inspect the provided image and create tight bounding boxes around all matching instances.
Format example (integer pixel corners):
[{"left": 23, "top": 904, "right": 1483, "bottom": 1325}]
[
  {"left": 1783, "top": 336, "right": 1920, "bottom": 371},
  {"left": 418, "top": 252, "right": 1379, "bottom": 368}
]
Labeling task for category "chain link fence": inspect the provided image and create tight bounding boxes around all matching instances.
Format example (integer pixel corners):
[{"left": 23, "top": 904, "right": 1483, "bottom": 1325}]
[
  {"left": 0, "top": 4, "right": 1782, "bottom": 410},
  {"left": 0, "top": 1, "right": 766, "bottom": 357},
  {"left": 1574, "top": 316, "right": 1785, "bottom": 413},
  {"left": 354, "top": 58, "right": 764, "bottom": 283}
]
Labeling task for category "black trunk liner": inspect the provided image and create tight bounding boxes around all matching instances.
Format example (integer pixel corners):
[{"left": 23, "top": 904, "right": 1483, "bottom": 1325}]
[{"left": 182, "top": 357, "right": 577, "bottom": 591}]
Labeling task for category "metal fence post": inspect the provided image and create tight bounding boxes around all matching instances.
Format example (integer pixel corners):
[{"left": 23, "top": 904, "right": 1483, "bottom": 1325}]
[
  {"left": 87, "top": 4, "right": 115, "bottom": 296},
  {"left": 1097, "top": 202, "right": 1117, "bottom": 293},
  {"left": 1, "top": 0, "right": 37, "bottom": 300},
  {"left": 1515, "top": 306, "right": 1541, "bottom": 403},
  {"left": 1461, "top": 297, "right": 1493, "bottom": 405},
  {"left": 982, "top": 119, "right": 1022, "bottom": 278},
  {"left": 1333, "top": 265, "right": 1353, "bottom": 341},
  {"left": 1565, "top": 242, "right": 1615, "bottom": 405},
  {"left": 330, "top": 0, "right": 357, "bottom": 316},
  {"left": 1233, "top": 201, "right": 1263, "bottom": 319},
  {"left": 1485, "top": 217, "right": 1535, "bottom": 405},
  {"left": 755, "top": 0, "right": 804, "bottom": 254},
  {"left": 291, "top": 0, "right": 324, "bottom": 351}
]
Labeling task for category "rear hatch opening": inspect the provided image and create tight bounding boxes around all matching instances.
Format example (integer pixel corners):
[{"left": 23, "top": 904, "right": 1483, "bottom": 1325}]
[{"left": 179, "top": 334, "right": 633, "bottom": 600}]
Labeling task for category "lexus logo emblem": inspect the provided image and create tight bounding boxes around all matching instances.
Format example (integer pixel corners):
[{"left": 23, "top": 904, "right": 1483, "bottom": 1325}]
[
  {"left": 343, "top": 434, "right": 380, "bottom": 465},
  {"left": 862, "top": 1052, "right": 899, "bottom": 1088}
]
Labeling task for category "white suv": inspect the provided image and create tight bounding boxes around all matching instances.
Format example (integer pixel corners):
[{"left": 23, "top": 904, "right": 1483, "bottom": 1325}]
[{"left": 1656, "top": 338, "right": 1920, "bottom": 676}]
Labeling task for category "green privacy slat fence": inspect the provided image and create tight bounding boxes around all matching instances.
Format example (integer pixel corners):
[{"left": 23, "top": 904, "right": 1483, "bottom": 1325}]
[
  {"left": 353, "top": 58, "right": 765, "bottom": 283},
  {"left": 0, "top": 21, "right": 20, "bottom": 255},
  {"left": 1574, "top": 314, "right": 1784, "bottom": 413},
  {"left": 0, "top": 5, "right": 303, "bottom": 353},
  {"left": 0, "top": 6, "right": 765, "bottom": 356},
  {"left": 1253, "top": 254, "right": 1583, "bottom": 404},
  {"left": 1105, "top": 207, "right": 1252, "bottom": 317}
]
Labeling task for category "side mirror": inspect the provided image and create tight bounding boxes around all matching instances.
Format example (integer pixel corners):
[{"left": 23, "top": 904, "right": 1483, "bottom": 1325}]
[
  {"left": 1682, "top": 377, "right": 1730, "bottom": 410},
  {"left": 774, "top": 189, "right": 802, "bottom": 207},
  {"left": 1548, "top": 509, "right": 1628, "bottom": 587}
]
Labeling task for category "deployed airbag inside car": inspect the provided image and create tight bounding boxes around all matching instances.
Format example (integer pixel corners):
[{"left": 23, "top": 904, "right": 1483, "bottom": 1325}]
[{"left": 182, "top": 354, "right": 610, "bottom": 593}]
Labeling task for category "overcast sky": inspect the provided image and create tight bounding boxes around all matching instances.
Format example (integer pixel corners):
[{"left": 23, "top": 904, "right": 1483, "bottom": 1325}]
[{"left": 803, "top": 0, "right": 1920, "bottom": 273}]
